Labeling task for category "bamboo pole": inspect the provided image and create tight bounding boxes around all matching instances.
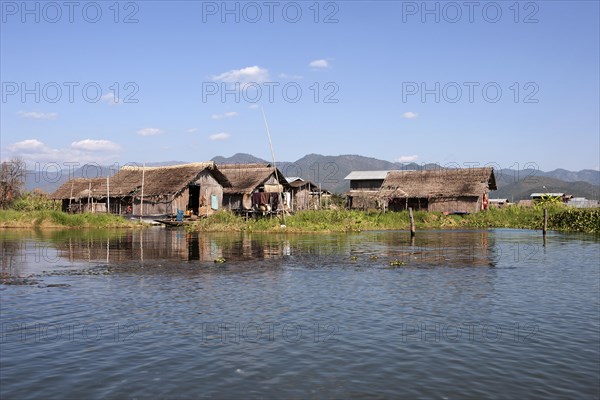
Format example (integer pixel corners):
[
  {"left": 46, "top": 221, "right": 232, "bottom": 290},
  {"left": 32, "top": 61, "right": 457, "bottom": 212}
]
[
  {"left": 106, "top": 174, "right": 110, "bottom": 213},
  {"left": 261, "top": 107, "right": 285, "bottom": 225},
  {"left": 409, "top": 207, "right": 416, "bottom": 237},
  {"left": 140, "top": 163, "right": 145, "bottom": 223},
  {"left": 69, "top": 181, "right": 74, "bottom": 211},
  {"left": 543, "top": 208, "right": 548, "bottom": 236}
]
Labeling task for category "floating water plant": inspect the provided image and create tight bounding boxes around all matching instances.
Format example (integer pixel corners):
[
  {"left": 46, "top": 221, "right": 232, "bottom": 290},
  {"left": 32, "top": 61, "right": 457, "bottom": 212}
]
[{"left": 389, "top": 260, "right": 406, "bottom": 267}]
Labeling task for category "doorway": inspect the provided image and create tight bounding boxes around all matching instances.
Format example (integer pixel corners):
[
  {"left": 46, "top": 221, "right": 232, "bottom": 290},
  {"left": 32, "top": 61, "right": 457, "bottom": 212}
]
[{"left": 188, "top": 185, "right": 200, "bottom": 214}]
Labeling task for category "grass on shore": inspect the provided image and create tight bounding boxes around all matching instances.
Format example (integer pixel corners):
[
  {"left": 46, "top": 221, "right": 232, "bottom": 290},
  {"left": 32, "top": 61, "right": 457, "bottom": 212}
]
[
  {"left": 188, "top": 207, "right": 599, "bottom": 234},
  {"left": 0, "top": 210, "right": 141, "bottom": 228},
  {"left": 1, "top": 207, "right": 597, "bottom": 234}
]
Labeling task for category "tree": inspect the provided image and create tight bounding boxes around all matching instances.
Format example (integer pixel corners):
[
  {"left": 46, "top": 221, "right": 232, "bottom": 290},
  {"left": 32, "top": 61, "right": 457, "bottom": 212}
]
[{"left": 0, "top": 158, "right": 26, "bottom": 209}]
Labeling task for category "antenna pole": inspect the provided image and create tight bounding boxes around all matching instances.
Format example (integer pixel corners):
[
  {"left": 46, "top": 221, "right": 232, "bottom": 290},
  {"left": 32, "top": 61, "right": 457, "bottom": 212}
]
[{"left": 261, "top": 107, "right": 285, "bottom": 225}]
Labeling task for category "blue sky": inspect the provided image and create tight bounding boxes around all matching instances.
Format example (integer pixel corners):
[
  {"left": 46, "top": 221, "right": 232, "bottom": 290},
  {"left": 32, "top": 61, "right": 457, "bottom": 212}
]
[{"left": 1, "top": 0, "right": 599, "bottom": 171}]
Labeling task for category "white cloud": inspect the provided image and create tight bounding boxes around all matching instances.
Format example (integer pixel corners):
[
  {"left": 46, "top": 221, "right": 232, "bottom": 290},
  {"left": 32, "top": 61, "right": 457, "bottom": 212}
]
[
  {"left": 70, "top": 139, "right": 120, "bottom": 152},
  {"left": 212, "top": 66, "right": 270, "bottom": 84},
  {"left": 9, "top": 139, "right": 49, "bottom": 152},
  {"left": 18, "top": 111, "right": 58, "bottom": 120},
  {"left": 100, "top": 93, "right": 120, "bottom": 105},
  {"left": 396, "top": 155, "right": 419, "bottom": 163},
  {"left": 279, "top": 73, "right": 303, "bottom": 80},
  {"left": 186, "top": 128, "right": 199, "bottom": 133},
  {"left": 401, "top": 111, "right": 418, "bottom": 119},
  {"left": 137, "top": 128, "right": 163, "bottom": 136},
  {"left": 209, "top": 132, "right": 231, "bottom": 141},
  {"left": 309, "top": 59, "right": 329, "bottom": 69},
  {"left": 211, "top": 111, "right": 238, "bottom": 120},
  {"left": 4, "top": 138, "right": 121, "bottom": 164},
  {"left": 248, "top": 104, "right": 259, "bottom": 109}
]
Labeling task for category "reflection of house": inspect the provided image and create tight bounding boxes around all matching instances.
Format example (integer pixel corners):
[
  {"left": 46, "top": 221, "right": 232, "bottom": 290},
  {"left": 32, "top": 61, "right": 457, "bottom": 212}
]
[
  {"left": 286, "top": 177, "right": 331, "bottom": 211},
  {"left": 345, "top": 168, "right": 497, "bottom": 213},
  {"left": 55, "top": 230, "right": 289, "bottom": 263},
  {"left": 344, "top": 171, "right": 390, "bottom": 210},
  {"left": 379, "top": 168, "right": 497, "bottom": 213},
  {"left": 52, "top": 162, "right": 230, "bottom": 216},
  {"left": 218, "top": 163, "right": 290, "bottom": 211}
]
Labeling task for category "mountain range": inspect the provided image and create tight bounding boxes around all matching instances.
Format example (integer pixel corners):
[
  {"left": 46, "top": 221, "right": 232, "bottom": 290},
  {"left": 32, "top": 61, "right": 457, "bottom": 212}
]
[{"left": 23, "top": 153, "right": 599, "bottom": 201}]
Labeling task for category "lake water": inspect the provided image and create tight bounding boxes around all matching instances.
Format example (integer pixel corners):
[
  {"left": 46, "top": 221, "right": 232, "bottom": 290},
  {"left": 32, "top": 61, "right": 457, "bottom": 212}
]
[{"left": 1, "top": 228, "right": 599, "bottom": 399}]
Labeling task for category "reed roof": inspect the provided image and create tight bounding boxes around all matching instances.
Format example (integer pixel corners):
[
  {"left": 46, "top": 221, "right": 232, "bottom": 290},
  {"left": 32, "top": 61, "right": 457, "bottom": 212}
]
[
  {"left": 218, "top": 164, "right": 288, "bottom": 194},
  {"left": 378, "top": 168, "right": 497, "bottom": 199},
  {"left": 52, "top": 162, "right": 230, "bottom": 199}
]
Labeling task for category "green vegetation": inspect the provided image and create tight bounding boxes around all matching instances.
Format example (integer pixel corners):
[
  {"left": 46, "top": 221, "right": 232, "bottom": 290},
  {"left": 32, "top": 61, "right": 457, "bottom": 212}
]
[
  {"left": 1, "top": 206, "right": 596, "bottom": 233},
  {"left": 188, "top": 207, "right": 599, "bottom": 234},
  {"left": 548, "top": 208, "right": 600, "bottom": 234},
  {"left": 10, "top": 190, "right": 61, "bottom": 212},
  {"left": 0, "top": 210, "right": 140, "bottom": 228},
  {"left": 0, "top": 188, "right": 143, "bottom": 228}
]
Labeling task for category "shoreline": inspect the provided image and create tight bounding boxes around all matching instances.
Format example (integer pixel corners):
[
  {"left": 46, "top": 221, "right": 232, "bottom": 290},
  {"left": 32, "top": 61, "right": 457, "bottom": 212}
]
[{"left": 1, "top": 208, "right": 598, "bottom": 234}]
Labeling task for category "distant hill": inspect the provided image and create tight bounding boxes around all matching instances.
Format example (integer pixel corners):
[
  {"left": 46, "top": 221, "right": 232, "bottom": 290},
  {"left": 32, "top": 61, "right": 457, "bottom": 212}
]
[
  {"left": 211, "top": 153, "right": 269, "bottom": 164},
  {"left": 492, "top": 177, "right": 599, "bottom": 202},
  {"left": 279, "top": 154, "right": 401, "bottom": 193},
  {"left": 23, "top": 153, "right": 599, "bottom": 200}
]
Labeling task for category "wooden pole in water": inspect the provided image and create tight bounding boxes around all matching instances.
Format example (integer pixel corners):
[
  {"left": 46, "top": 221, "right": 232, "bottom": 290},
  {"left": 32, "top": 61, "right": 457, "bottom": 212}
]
[
  {"left": 140, "top": 162, "right": 145, "bottom": 223},
  {"left": 543, "top": 208, "right": 548, "bottom": 236},
  {"left": 106, "top": 174, "right": 110, "bottom": 214},
  {"left": 409, "top": 207, "right": 416, "bottom": 237}
]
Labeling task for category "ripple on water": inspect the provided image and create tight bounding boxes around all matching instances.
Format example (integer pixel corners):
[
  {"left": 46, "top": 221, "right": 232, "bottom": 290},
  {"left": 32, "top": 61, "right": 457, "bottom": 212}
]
[{"left": 1, "top": 229, "right": 598, "bottom": 399}]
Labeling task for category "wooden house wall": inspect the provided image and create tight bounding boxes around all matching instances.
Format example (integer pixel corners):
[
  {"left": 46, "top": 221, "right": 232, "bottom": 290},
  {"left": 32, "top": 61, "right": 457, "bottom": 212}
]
[
  {"left": 293, "top": 188, "right": 309, "bottom": 211},
  {"left": 348, "top": 194, "right": 379, "bottom": 210},
  {"left": 193, "top": 170, "right": 224, "bottom": 209},
  {"left": 428, "top": 196, "right": 481, "bottom": 213},
  {"left": 350, "top": 179, "right": 385, "bottom": 190},
  {"left": 223, "top": 172, "right": 281, "bottom": 211},
  {"left": 223, "top": 194, "right": 243, "bottom": 210},
  {"left": 293, "top": 187, "right": 321, "bottom": 211},
  {"left": 264, "top": 175, "right": 278, "bottom": 185},
  {"left": 132, "top": 195, "right": 175, "bottom": 216}
]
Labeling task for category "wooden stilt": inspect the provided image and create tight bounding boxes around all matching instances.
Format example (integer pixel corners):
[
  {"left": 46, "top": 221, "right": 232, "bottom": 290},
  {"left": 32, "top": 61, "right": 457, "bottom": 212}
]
[{"left": 409, "top": 207, "right": 416, "bottom": 237}]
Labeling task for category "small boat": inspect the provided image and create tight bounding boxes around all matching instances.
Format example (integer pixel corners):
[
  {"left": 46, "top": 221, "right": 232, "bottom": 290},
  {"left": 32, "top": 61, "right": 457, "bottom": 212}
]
[{"left": 153, "top": 219, "right": 193, "bottom": 227}]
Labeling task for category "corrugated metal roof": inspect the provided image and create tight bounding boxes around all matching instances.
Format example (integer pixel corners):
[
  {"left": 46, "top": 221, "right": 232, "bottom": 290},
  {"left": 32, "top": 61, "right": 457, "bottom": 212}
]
[
  {"left": 286, "top": 177, "right": 303, "bottom": 183},
  {"left": 344, "top": 171, "right": 390, "bottom": 180},
  {"left": 530, "top": 193, "right": 565, "bottom": 197}
]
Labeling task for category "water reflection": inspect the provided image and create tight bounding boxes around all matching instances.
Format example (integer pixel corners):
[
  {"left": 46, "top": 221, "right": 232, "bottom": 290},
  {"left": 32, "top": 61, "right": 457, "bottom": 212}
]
[
  {"left": 1, "top": 228, "right": 505, "bottom": 277},
  {"left": 1, "top": 229, "right": 598, "bottom": 399}
]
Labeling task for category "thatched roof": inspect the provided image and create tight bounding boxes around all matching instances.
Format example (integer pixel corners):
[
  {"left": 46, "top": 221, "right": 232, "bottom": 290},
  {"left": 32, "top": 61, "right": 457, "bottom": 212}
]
[
  {"left": 218, "top": 164, "right": 288, "bottom": 194},
  {"left": 378, "top": 168, "right": 496, "bottom": 199},
  {"left": 52, "top": 162, "right": 230, "bottom": 199},
  {"left": 217, "top": 163, "right": 271, "bottom": 170},
  {"left": 288, "top": 179, "right": 327, "bottom": 193},
  {"left": 51, "top": 178, "right": 108, "bottom": 200}
]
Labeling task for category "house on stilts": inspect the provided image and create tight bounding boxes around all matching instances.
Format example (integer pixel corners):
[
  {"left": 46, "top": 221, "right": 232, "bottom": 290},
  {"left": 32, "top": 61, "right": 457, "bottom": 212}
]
[
  {"left": 52, "top": 162, "right": 231, "bottom": 217},
  {"left": 378, "top": 167, "right": 497, "bottom": 213},
  {"left": 217, "top": 163, "right": 291, "bottom": 212},
  {"left": 345, "top": 167, "right": 497, "bottom": 213}
]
